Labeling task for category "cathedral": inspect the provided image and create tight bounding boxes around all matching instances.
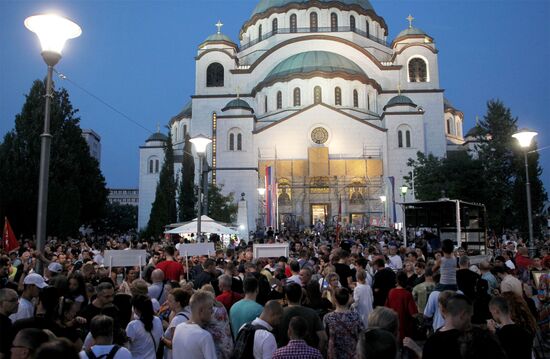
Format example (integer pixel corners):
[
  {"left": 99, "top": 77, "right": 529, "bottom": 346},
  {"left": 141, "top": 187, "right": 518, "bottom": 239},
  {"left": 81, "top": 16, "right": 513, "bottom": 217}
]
[{"left": 138, "top": 0, "right": 468, "bottom": 233}]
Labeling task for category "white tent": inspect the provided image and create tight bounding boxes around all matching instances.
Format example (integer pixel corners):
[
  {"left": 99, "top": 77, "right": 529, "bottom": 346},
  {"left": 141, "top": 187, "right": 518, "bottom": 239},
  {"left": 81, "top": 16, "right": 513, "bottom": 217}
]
[{"left": 165, "top": 215, "right": 238, "bottom": 235}]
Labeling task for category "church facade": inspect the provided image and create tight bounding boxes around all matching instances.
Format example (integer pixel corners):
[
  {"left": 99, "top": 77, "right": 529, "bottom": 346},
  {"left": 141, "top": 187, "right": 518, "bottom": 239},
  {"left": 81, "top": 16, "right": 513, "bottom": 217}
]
[{"left": 138, "top": 0, "right": 467, "bottom": 232}]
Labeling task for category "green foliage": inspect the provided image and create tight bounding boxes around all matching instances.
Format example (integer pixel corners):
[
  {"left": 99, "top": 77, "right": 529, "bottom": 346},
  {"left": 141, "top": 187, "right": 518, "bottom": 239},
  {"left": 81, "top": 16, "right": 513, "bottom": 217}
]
[
  {"left": 0, "top": 79, "right": 108, "bottom": 238},
  {"left": 207, "top": 184, "right": 238, "bottom": 224},
  {"left": 145, "top": 131, "right": 177, "bottom": 238},
  {"left": 407, "top": 99, "right": 547, "bottom": 236},
  {"left": 95, "top": 202, "right": 137, "bottom": 235},
  {"left": 178, "top": 134, "right": 196, "bottom": 222}
]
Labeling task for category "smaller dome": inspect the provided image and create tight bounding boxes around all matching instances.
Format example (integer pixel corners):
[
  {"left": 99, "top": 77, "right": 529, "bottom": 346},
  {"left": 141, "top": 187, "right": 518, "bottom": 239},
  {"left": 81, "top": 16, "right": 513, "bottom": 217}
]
[
  {"left": 204, "top": 33, "right": 234, "bottom": 43},
  {"left": 383, "top": 95, "right": 417, "bottom": 111},
  {"left": 222, "top": 98, "right": 254, "bottom": 113},
  {"left": 396, "top": 26, "right": 427, "bottom": 39},
  {"left": 443, "top": 97, "right": 455, "bottom": 110},
  {"left": 465, "top": 126, "right": 484, "bottom": 138},
  {"left": 146, "top": 132, "right": 168, "bottom": 143}
]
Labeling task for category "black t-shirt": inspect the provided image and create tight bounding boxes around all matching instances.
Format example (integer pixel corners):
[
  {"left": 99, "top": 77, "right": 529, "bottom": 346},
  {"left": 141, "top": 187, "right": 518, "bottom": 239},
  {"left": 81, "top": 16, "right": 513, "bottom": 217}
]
[
  {"left": 422, "top": 329, "right": 462, "bottom": 359},
  {"left": 372, "top": 268, "right": 396, "bottom": 307},
  {"left": 334, "top": 263, "right": 352, "bottom": 289},
  {"left": 456, "top": 269, "right": 480, "bottom": 300},
  {"left": 0, "top": 313, "right": 13, "bottom": 357},
  {"left": 278, "top": 305, "right": 324, "bottom": 348},
  {"left": 497, "top": 324, "right": 533, "bottom": 359}
]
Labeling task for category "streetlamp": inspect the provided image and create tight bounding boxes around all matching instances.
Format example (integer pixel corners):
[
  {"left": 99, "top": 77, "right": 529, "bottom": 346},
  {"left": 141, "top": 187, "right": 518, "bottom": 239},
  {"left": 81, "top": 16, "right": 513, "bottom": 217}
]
[
  {"left": 380, "top": 195, "right": 387, "bottom": 227},
  {"left": 400, "top": 185, "right": 408, "bottom": 202},
  {"left": 25, "top": 14, "right": 81, "bottom": 273},
  {"left": 512, "top": 128, "right": 538, "bottom": 257},
  {"left": 190, "top": 134, "right": 212, "bottom": 240}
]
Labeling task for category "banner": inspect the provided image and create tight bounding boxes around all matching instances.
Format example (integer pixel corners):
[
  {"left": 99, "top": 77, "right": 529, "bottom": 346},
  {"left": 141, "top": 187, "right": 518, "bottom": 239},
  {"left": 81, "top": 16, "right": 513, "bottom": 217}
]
[
  {"left": 104, "top": 250, "right": 147, "bottom": 267},
  {"left": 253, "top": 244, "right": 289, "bottom": 259},
  {"left": 265, "top": 166, "right": 277, "bottom": 229},
  {"left": 178, "top": 243, "right": 215, "bottom": 257},
  {"left": 3, "top": 217, "right": 19, "bottom": 253}
]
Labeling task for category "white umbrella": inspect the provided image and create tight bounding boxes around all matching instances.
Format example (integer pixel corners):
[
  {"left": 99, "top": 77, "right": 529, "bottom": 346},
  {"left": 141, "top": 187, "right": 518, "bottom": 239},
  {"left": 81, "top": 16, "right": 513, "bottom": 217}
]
[{"left": 165, "top": 217, "right": 238, "bottom": 235}]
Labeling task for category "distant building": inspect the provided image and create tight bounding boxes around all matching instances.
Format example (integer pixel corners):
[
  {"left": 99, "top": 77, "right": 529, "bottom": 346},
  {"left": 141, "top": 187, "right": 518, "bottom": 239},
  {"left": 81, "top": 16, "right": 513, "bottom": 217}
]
[
  {"left": 108, "top": 188, "right": 139, "bottom": 207},
  {"left": 82, "top": 129, "right": 101, "bottom": 164}
]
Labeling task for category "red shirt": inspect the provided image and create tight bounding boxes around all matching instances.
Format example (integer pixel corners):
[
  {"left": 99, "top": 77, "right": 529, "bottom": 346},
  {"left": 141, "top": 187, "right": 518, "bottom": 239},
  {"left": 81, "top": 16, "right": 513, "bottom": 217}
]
[
  {"left": 385, "top": 287, "right": 418, "bottom": 342},
  {"left": 156, "top": 260, "right": 184, "bottom": 281},
  {"left": 216, "top": 290, "right": 244, "bottom": 311},
  {"left": 515, "top": 253, "right": 532, "bottom": 271}
]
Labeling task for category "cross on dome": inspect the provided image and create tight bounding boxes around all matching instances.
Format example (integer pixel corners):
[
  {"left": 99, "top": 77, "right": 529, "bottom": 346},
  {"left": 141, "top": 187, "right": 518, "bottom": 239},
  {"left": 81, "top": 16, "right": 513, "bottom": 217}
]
[
  {"left": 156, "top": 123, "right": 160, "bottom": 133},
  {"left": 406, "top": 14, "right": 414, "bottom": 29},
  {"left": 215, "top": 20, "right": 224, "bottom": 34},
  {"left": 236, "top": 86, "right": 241, "bottom": 99}
]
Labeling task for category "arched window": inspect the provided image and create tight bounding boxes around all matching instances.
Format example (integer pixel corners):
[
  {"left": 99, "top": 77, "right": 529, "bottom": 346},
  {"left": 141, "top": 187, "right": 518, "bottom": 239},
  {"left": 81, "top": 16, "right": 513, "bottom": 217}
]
[
  {"left": 276, "top": 91, "right": 282, "bottom": 109},
  {"left": 293, "top": 88, "right": 301, "bottom": 106},
  {"left": 446, "top": 118, "right": 451, "bottom": 134},
  {"left": 398, "top": 130, "right": 403, "bottom": 148},
  {"left": 264, "top": 96, "right": 268, "bottom": 113},
  {"left": 183, "top": 125, "right": 187, "bottom": 138},
  {"left": 237, "top": 133, "right": 242, "bottom": 151},
  {"left": 310, "top": 12, "right": 318, "bottom": 32},
  {"left": 406, "top": 130, "right": 411, "bottom": 147},
  {"left": 272, "top": 18, "right": 278, "bottom": 34},
  {"left": 331, "top": 13, "right": 338, "bottom": 32},
  {"left": 229, "top": 133, "right": 235, "bottom": 151},
  {"left": 290, "top": 14, "right": 297, "bottom": 33},
  {"left": 350, "top": 15, "right": 356, "bottom": 32},
  {"left": 366, "top": 20, "right": 370, "bottom": 37},
  {"left": 409, "top": 58, "right": 428, "bottom": 82},
  {"left": 314, "top": 86, "right": 322, "bottom": 104},
  {"left": 155, "top": 160, "right": 160, "bottom": 173},
  {"left": 149, "top": 159, "right": 154, "bottom": 173},
  {"left": 353, "top": 90, "right": 359, "bottom": 107},
  {"left": 258, "top": 24, "right": 263, "bottom": 41},
  {"left": 206, "top": 62, "right": 224, "bottom": 87},
  {"left": 334, "top": 87, "right": 342, "bottom": 106}
]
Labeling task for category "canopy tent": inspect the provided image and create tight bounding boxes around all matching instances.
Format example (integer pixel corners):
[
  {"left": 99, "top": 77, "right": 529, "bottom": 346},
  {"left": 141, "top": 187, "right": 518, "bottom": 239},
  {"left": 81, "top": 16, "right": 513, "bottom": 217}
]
[{"left": 165, "top": 215, "right": 238, "bottom": 235}]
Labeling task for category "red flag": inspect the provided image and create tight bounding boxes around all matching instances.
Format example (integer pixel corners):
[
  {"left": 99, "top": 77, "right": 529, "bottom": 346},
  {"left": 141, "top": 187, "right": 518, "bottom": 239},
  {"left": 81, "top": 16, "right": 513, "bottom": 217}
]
[
  {"left": 335, "top": 196, "right": 342, "bottom": 245},
  {"left": 3, "top": 217, "right": 19, "bottom": 253}
]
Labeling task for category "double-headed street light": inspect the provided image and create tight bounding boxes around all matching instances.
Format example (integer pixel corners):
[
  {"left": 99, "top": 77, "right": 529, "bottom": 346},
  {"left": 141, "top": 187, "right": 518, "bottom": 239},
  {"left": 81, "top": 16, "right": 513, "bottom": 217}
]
[
  {"left": 512, "top": 128, "right": 538, "bottom": 258},
  {"left": 190, "top": 135, "right": 212, "bottom": 241},
  {"left": 25, "top": 14, "right": 81, "bottom": 273}
]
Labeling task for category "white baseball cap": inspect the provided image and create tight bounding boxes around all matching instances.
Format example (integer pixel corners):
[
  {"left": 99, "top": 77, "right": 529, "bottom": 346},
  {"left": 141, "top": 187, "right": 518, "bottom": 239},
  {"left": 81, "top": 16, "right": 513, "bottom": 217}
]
[
  {"left": 23, "top": 273, "right": 48, "bottom": 289},
  {"left": 48, "top": 262, "right": 63, "bottom": 273}
]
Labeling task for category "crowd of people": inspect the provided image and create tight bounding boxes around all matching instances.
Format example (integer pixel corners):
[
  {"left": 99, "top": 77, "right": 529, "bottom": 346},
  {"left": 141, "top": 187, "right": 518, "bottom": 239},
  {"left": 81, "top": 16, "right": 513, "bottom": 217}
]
[{"left": 0, "top": 228, "right": 549, "bottom": 359}]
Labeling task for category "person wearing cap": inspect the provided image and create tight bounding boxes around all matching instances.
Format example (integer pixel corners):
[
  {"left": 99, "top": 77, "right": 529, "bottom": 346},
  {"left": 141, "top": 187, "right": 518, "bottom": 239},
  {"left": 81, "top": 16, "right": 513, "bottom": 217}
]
[{"left": 9, "top": 273, "right": 47, "bottom": 322}]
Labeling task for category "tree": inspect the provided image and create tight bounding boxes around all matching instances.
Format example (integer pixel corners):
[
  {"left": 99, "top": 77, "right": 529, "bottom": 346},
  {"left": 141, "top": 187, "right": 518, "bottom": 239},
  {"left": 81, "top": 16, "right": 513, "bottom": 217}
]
[
  {"left": 145, "top": 131, "right": 177, "bottom": 238},
  {"left": 207, "top": 184, "right": 238, "bottom": 224},
  {"left": 178, "top": 134, "right": 196, "bottom": 222},
  {"left": 0, "top": 79, "right": 108, "bottom": 238},
  {"left": 95, "top": 202, "right": 137, "bottom": 235}
]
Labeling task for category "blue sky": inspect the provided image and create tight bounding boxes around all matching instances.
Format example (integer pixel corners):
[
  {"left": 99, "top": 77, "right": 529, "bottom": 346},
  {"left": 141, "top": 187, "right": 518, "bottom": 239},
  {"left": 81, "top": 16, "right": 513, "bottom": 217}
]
[{"left": 1, "top": 0, "right": 549, "bottom": 192}]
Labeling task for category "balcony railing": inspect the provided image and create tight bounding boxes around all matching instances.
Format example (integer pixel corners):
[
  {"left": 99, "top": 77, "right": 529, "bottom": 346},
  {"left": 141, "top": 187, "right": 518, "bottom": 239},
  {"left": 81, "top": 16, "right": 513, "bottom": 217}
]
[{"left": 239, "top": 26, "right": 388, "bottom": 51}]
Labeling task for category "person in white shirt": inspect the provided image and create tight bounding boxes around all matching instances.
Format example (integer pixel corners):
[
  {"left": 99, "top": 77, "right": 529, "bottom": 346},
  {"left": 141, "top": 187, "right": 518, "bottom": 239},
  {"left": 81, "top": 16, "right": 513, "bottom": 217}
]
[
  {"left": 172, "top": 291, "right": 217, "bottom": 359},
  {"left": 10, "top": 273, "right": 47, "bottom": 322},
  {"left": 387, "top": 246, "right": 403, "bottom": 271},
  {"left": 246, "top": 300, "right": 283, "bottom": 359},
  {"left": 80, "top": 315, "right": 132, "bottom": 359},
  {"left": 352, "top": 269, "right": 373, "bottom": 328},
  {"left": 161, "top": 289, "right": 191, "bottom": 359},
  {"left": 423, "top": 290, "right": 458, "bottom": 332},
  {"left": 125, "top": 295, "right": 163, "bottom": 359}
]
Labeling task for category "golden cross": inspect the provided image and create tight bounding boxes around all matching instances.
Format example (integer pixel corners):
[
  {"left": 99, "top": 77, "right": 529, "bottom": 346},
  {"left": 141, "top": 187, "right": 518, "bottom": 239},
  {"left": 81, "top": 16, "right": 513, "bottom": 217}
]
[
  {"left": 397, "top": 83, "right": 402, "bottom": 95},
  {"left": 406, "top": 14, "right": 414, "bottom": 29},
  {"left": 216, "top": 20, "right": 224, "bottom": 34}
]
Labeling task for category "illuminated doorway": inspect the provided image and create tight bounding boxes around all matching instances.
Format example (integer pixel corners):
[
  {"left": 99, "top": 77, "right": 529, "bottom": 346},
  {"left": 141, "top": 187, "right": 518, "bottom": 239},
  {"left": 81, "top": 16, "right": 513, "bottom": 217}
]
[{"left": 311, "top": 204, "right": 330, "bottom": 226}]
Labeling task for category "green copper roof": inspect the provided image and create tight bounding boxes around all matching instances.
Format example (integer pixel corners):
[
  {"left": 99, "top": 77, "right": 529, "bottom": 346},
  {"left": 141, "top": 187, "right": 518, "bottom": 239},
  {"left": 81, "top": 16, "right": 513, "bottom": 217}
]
[
  {"left": 383, "top": 95, "right": 417, "bottom": 110},
  {"left": 146, "top": 132, "right": 168, "bottom": 142},
  {"left": 203, "top": 33, "right": 235, "bottom": 44},
  {"left": 395, "top": 26, "right": 427, "bottom": 40},
  {"left": 222, "top": 98, "right": 254, "bottom": 113},
  {"left": 264, "top": 51, "right": 365, "bottom": 84},
  {"left": 252, "top": 0, "right": 374, "bottom": 16}
]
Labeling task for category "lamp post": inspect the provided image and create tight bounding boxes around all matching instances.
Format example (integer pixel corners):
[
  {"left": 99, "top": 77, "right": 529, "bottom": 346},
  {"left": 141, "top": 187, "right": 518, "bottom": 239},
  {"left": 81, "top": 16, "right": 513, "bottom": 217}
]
[
  {"left": 400, "top": 186, "right": 408, "bottom": 247},
  {"left": 400, "top": 185, "right": 408, "bottom": 202},
  {"left": 190, "top": 135, "right": 212, "bottom": 241},
  {"left": 25, "top": 14, "right": 81, "bottom": 273},
  {"left": 512, "top": 129, "right": 538, "bottom": 258}
]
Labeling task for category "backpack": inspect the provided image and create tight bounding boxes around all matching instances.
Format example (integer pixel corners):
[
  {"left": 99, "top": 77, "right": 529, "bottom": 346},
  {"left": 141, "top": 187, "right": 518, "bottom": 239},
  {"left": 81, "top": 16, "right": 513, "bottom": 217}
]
[
  {"left": 85, "top": 345, "right": 120, "bottom": 359},
  {"left": 231, "top": 323, "right": 268, "bottom": 359}
]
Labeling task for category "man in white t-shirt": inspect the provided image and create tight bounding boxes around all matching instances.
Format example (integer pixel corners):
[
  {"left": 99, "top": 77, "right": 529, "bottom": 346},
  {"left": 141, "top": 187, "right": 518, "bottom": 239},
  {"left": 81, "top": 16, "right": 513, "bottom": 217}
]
[
  {"left": 172, "top": 291, "right": 217, "bottom": 359},
  {"left": 247, "top": 300, "right": 283, "bottom": 359},
  {"left": 10, "top": 273, "right": 47, "bottom": 322},
  {"left": 387, "top": 245, "right": 403, "bottom": 271},
  {"left": 80, "top": 315, "right": 132, "bottom": 359}
]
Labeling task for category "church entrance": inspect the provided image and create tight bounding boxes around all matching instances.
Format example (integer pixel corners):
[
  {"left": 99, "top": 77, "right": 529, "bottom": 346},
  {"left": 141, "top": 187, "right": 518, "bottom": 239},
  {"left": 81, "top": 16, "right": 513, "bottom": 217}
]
[{"left": 311, "top": 204, "right": 330, "bottom": 227}]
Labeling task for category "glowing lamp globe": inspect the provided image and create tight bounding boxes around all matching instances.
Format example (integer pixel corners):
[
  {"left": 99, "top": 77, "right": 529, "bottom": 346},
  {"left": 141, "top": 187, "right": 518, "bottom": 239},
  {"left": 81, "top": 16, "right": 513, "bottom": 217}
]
[
  {"left": 512, "top": 129, "right": 538, "bottom": 148},
  {"left": 257, "top": 188, "right": 266, "bottom": 196},
  {"left": 190, "top": 135, "right": 212, "bottom": 154},
  {"left": 24, "top": 14, "right": 81, "bottom": 61}
]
